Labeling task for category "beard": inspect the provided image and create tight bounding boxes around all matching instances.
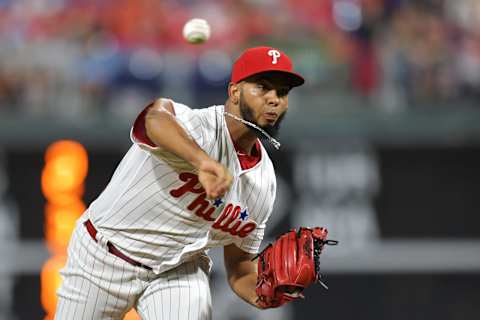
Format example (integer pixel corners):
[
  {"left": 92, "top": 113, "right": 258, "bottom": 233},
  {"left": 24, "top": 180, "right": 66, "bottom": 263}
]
[{"left": 238, "top": 93, "right": 286, "bottom": 138}]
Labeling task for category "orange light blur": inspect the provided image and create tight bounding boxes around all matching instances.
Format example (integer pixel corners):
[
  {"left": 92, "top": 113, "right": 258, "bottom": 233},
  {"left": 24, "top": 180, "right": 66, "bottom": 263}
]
[
  {"left": 45, "top": 140, "right": 88, "bottom": 172},
  {"left": 41, "top": 255, "right": 66, "bottom": 317},
  {"left": 41, "top": 158, "right": 87, "bottom": 206},
  {"left": 45, "top": 201, "right": 86, "bottom": 254},
  {"left": 41, "top": 140, "right": 88, "bottom": 319},
  {"left": 124, "top": 309, "right": 141, "bottom": 320}
]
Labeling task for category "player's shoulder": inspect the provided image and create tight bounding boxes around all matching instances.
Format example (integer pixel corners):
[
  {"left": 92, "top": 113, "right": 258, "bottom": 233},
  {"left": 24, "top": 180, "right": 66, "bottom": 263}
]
[{"left": 169, "top": 99, "right": 222, "bottom": 118}]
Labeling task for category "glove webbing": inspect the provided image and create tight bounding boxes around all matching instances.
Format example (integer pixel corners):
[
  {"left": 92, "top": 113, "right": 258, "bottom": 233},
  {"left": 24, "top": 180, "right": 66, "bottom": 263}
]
[{"left": 313, "top": 237, "right": 339, "bottom": 287}]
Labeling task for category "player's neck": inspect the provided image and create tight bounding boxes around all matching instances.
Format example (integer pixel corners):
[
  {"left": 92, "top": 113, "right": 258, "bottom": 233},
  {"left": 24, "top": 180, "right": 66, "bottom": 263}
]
[
  {"left": 224, "top": 103, "right": 258, "bottom": 155},
  {"left": 225, "top": 115, "right": 258, "bottom": 155}
]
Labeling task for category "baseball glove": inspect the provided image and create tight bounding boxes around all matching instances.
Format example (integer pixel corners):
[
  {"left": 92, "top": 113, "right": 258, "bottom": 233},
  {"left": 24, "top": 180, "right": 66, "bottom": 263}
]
[{"left": 254, "top": 227, "right": 338, "bottom": 308}]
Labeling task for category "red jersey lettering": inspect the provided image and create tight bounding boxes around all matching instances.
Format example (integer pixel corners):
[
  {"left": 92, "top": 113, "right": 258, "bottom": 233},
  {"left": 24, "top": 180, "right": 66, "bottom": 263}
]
[{"left": 171, "top": 174, "right": 257, "bottom": 238}]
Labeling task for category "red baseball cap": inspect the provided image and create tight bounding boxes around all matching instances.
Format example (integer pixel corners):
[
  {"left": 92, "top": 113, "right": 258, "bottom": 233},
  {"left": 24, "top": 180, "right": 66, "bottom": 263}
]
[{"left": 231, "top": 46, "right": 305, "bottom": 87}]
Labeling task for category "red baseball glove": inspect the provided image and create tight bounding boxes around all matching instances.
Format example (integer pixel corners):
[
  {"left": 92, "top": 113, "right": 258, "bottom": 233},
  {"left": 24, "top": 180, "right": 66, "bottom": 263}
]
[{"left": 254, "top": 227, "right": 338, "bottom": 308}]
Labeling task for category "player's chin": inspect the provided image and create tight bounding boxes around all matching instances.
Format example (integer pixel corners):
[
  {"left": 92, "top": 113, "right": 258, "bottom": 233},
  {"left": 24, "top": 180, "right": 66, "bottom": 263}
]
[
  {"left": 258, "top": 123, "right": 280, "bottom": 138},
  {"left": 259, "top": 117, "right": 276, "bottom": 127}
]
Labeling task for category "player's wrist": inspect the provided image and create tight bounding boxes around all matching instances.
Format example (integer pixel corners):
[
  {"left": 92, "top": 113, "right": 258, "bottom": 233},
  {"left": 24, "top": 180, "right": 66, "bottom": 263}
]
[{"left": 187, "top": 150, "right": 211, "bottom": 169}]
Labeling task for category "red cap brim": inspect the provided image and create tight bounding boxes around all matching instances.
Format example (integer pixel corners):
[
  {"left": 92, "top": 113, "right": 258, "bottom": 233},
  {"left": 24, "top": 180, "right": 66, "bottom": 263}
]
[
  {"left": 237, "top": 70, "right": 305, "bottom": 87},
  {"left": 270, "top": 70, "right": 305, "bottom": 87}
]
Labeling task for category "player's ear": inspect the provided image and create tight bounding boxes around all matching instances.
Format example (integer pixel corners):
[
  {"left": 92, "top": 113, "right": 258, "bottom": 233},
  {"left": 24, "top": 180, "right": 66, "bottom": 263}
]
[{"left": 228, "top": 82, "right": 240, "bottom": 105}]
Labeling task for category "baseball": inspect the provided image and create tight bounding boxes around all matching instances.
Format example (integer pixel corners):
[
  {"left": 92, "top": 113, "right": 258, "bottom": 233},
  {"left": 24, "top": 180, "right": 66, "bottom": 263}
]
[{"left": 182, "top": 18, "right": 211, "bottom": 44}]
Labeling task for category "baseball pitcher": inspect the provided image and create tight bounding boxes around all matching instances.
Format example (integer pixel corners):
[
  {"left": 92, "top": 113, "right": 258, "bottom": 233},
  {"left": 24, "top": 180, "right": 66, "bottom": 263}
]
[{"left": 55, "top": 46, "right": 337, "bottom": 320}]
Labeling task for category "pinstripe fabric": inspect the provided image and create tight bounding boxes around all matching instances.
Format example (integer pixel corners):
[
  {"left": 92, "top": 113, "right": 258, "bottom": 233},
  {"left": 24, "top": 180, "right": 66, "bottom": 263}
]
[
  {"left": 136, "top": 258, "right": 212, "bottom": 320},
  {"left": 56, "top": 219, "right": 213, "bottom": 320},
  {"left": 56, "top": 219, "right": 141, "bottom": 319}
]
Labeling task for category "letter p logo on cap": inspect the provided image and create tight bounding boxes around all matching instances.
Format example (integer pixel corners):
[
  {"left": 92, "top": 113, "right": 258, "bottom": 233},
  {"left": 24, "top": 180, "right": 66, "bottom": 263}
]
[{"left": 268, "top": 49, "right": 281, "bottom": 64}]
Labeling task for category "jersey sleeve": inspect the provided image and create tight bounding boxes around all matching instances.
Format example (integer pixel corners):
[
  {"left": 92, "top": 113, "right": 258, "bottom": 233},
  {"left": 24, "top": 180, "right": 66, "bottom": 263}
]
[
  {"left": 130, "top": 100, "right": 213, "bottom": 166},
  {"left": 233, "top": 178, "right": 277, "bottom": 254},
  {"left": 233, "top": 223, "right": 267, "bottom": 254}
]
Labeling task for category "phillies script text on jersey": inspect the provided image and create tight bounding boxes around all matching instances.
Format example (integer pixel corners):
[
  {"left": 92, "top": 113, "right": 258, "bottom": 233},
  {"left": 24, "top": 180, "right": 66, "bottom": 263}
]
[{"left": 170, "top": 172, "right": 257, "bottom": 238}]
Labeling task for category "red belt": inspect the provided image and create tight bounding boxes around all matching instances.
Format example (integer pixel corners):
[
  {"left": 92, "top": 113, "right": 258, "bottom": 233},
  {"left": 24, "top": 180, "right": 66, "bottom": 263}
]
[{"left": 84, "top": 219, "right": 152, "bottom": 271}]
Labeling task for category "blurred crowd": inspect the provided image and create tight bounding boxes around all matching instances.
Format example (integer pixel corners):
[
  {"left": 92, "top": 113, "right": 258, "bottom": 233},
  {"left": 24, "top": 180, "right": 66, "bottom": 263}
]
[{"left": 0, "top": 0, "right": 479, "bottom": 119}]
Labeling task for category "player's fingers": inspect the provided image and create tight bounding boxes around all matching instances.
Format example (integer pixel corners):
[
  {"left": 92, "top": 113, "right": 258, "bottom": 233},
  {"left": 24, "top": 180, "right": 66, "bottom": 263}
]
[
  {"left": 211, "top": 179, "right": 231, "bottom": 198},
  {"left": 209, "top": 189, "right": 222, "bottom": 199},
  {"left": 204, "top": 180, "right": 224, "bottom": 198},
  {"left": 209, "top": 185, "right": 225, "bottom": 198},
  {"left": 209, "top": 167, "right": 231, "bottom": 188},
  {"left": 215, "top": 164, "right": 233, "bottom": 186},
  {"left": 219, "top": 170, "right": 233, "bottom": 188},
  {"left": 200, "top": 160, "right": 223, "bottom": 176},
  {"left": 212, "top": 187, "right": 226, "bottom": 198},
  {"left": 220, "top": 176, "right": 233, "bottom": 191},
  {"left": 199, "top": 160, "right": 232, "bottom": 198},
  {"left": 213, "top": 175, "right": 232, "bottom": 195},
  {"left": 204, "top": 186, "right": 216, "bottom": 199}
]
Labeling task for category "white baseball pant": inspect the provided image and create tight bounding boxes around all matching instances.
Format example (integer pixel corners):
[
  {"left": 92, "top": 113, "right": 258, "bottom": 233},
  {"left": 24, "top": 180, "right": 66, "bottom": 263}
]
[{"left": 55, "top": 219, "right": 212, "bottom": 320}]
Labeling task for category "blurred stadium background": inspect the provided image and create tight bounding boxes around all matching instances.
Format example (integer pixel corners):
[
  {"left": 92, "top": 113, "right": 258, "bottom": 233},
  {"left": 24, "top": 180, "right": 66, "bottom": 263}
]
[{"left": 1, "top": 0, "right": 480, "bottom": 319}]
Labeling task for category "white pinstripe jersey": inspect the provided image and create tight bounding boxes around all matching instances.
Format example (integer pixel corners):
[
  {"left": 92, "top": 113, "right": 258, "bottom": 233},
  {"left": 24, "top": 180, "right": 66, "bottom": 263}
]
[{"left": 87, "top": 100, "right": 277, "bottom": 274}]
